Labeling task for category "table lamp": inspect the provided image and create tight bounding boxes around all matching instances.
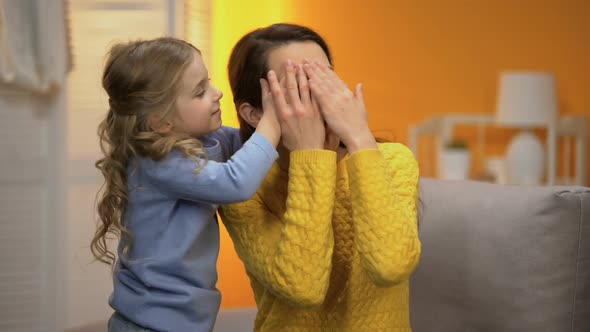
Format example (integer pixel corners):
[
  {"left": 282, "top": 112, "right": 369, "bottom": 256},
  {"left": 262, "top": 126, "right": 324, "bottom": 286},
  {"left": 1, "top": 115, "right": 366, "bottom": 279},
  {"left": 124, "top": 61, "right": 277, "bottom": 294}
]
[{"left": 495, "top": 72, "right": 557, "bottom": 185}]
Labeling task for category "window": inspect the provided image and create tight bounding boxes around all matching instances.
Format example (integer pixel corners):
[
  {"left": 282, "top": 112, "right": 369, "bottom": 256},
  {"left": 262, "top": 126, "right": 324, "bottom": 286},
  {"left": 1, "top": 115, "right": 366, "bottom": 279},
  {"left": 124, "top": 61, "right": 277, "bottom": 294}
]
[{"left": 63, "top": 0, "right": 211, "bottom": 329}]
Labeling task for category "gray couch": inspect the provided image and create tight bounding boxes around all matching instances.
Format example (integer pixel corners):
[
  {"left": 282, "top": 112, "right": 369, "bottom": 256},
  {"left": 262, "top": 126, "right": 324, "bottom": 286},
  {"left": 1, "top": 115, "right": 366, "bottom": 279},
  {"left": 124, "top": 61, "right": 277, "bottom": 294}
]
[
  {"left": 411, "top": 178, "right": 589, "bottom": 332},
  {"left": 213, "top": 179, "right": 590, "bottom": 331}
]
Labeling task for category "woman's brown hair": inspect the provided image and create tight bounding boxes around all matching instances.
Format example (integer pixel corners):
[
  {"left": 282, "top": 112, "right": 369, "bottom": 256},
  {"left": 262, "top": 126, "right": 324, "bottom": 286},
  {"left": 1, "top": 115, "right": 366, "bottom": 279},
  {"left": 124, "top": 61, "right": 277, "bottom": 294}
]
[{"left": 228, "top": 23, "right": 333, "bottom": 142}]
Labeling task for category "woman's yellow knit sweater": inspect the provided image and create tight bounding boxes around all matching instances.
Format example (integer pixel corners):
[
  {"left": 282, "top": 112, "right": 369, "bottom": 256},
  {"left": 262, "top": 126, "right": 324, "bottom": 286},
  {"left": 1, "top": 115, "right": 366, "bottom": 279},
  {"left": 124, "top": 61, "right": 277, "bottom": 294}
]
[{"left": 220, "top": 143, "right": 421, "bottom": 332}]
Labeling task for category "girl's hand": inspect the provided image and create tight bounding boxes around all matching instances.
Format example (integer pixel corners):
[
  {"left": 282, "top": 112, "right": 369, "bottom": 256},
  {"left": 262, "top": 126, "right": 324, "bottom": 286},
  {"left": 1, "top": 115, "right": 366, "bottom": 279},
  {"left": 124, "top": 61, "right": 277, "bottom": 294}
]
[
  {"left": 256, "top": 76, "right": 281, "bottom": 147},
  {"left": 303, "top": 60, "right": 376, "bottom": 153},
  {"left": 267, "top": 60, "right": 325, "bottom": 151}
]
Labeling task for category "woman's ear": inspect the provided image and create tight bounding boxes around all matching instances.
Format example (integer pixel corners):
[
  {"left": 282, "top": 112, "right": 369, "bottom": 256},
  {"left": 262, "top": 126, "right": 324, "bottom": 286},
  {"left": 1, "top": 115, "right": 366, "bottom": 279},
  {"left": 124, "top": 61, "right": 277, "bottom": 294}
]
[
  {"left": 148, "top": 113, "right": 173, "bottom": 134},
  {"left": 238, "top": 102, "right": 263, "bottom": 128}
]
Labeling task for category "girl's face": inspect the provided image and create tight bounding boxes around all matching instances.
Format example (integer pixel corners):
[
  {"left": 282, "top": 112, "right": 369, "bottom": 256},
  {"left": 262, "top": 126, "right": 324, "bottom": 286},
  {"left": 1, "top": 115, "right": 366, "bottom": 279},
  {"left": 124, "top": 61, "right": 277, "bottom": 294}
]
[
  {"left": 174, "top": 52, "right": 224, "bottom": 138},
  {"left": 267, "top": 41, "right": 331, "bottom": 80}
]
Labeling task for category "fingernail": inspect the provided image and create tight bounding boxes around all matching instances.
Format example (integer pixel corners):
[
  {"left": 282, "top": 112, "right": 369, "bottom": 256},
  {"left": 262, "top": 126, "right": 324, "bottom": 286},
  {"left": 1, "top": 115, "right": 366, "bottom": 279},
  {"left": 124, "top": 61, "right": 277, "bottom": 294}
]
[
  {"left": 268, "top": 70, "right": 275, "bottom": 78},
  {"left": 287, "top": 59, "right": 293, "bottom": 68}
]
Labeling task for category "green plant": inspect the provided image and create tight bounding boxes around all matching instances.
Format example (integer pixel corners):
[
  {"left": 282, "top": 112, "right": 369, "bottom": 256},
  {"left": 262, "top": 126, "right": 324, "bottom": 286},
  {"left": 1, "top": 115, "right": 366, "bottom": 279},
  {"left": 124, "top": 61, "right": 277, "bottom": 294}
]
[{"left": 444, "top": 139, "right": 468, "bottom": 150}]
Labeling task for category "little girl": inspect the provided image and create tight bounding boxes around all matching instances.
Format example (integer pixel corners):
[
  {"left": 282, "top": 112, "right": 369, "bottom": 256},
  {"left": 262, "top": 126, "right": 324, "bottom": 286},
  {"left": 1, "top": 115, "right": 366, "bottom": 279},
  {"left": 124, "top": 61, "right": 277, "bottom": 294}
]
[{"left": 90, "top": 37, "right": 281, "bottom": 331}]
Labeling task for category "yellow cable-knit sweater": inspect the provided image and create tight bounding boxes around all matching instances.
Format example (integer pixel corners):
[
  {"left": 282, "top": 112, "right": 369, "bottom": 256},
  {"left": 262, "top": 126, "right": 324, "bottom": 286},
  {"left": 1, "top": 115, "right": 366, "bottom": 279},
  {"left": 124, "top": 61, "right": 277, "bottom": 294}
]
[{"left": 220, "top": 143, "right": 421, "bottom": 332}]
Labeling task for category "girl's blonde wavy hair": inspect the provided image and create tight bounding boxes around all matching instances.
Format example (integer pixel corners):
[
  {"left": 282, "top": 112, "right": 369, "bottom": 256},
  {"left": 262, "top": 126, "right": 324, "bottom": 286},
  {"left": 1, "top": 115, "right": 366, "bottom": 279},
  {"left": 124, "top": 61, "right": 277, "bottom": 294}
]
[{"left": 91, "top": 37, "right": 207, "bottom": 266}]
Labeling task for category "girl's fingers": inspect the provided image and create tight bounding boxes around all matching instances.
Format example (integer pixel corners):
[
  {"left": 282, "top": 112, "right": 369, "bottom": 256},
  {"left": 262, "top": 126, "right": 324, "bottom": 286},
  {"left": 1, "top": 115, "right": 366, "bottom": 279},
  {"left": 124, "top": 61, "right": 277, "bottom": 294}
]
[
  {"left": 260, "top": 78, "right": 281, "bottom": 117},
  {"left": 267, "top": 70, "right": 291, "bottom": 118},
  {"left": 260, "top": 78, "right": 270, "bottom": 105}
]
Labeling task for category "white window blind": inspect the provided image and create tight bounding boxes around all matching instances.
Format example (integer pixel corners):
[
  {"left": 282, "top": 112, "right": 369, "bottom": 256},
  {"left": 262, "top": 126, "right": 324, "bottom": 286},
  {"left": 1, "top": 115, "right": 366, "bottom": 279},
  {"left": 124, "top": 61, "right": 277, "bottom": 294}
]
[
  {"left": 0, "top": 91, "right": 52, "bottom": 332},
  {"left": 65, "top": 0, "right": 178, "bottom": 330},
  {"left": 184, "top": 0, "right": 212, "bottom": 70},
  {"left": 0, "top": 1, "right": 213, "bottom": 330}
]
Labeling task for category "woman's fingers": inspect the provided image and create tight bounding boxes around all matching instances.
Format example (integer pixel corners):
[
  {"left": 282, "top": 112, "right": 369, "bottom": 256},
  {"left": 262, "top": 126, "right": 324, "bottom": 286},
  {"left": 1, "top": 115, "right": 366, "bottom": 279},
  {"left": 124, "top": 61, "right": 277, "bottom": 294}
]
[
  {"left": 279, "top": 75, "right": 288, "bottom": 104},
  {"left": 300, "top": 59, "right": 373, "bottom": 151},
  {"left": 354, "top": 83, "right": 365, "bottom": 109},
  {"left": 297, "top": 64, "right": 312, "bottom": 107},
  {"left": 285, "top": 60, "right": 305, "bottom": 113},
  {"left": 302, "top": 60, "right": 320, "bottom": 84},
  {"left": 315, "top": 60, "right": 353, "bottom": 96},
  {"left": 304, "top": 62, "right": 329, "bottom": 105},
  {"left": 304, "top": 60, "right": 354, "bottom": 103},
  {"left": 311, "top": 92, "right": 321, "bottom": 116}
]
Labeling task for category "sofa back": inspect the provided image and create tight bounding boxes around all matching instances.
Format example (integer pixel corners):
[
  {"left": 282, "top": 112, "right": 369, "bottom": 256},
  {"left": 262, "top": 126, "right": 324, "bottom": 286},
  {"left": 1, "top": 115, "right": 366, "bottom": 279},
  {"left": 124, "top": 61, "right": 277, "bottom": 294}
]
[{"left": 410, "top": 179, "right": 590, "bottom": 332}]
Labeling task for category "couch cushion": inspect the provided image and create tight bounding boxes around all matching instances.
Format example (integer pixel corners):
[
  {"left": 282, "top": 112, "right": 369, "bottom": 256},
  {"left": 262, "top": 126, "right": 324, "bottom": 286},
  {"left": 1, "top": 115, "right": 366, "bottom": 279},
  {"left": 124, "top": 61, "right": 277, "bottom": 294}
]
[
  {"left": 213, "top": 307, "right": 257, "bottom": 332},
  {"left": 410, "top": 179, "right": 589, "bottom": 332}
]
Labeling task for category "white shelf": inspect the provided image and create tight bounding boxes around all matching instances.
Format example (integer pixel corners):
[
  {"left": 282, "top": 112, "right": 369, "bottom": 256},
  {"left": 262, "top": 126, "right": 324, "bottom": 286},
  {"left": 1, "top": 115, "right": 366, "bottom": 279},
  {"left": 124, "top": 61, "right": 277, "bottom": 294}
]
[{"left": 409, "top": 114, "right": 587, "bottom": 186}]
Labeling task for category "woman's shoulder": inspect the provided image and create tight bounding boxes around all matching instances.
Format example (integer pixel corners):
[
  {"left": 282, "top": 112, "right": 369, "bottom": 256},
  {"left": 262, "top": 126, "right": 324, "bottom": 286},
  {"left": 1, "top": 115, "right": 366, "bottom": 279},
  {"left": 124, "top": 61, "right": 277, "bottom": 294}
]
[
  {"left": 376, "top": 142, "right": 419, "bottom": 182},
  {"left": 376, "top": 142, "right": 415, "bottom": 162}
]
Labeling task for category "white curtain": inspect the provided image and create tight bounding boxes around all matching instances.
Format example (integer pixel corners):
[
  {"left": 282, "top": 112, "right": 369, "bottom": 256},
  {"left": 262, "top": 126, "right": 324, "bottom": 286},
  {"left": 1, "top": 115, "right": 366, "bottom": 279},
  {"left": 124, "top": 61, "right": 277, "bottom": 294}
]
[
  {"left": 0, "top": 1, "right": 71, "bottom": 331},
  {"left": 0, "top": 0, "right": 72, "bottom": 94}
]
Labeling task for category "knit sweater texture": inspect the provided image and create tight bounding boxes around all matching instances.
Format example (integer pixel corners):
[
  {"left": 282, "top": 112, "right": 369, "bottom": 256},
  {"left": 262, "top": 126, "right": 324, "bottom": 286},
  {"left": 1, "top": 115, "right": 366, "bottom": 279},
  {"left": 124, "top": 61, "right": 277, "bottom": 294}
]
[{"left": 220, "top": 143, "right": 421, "bottom": 332}]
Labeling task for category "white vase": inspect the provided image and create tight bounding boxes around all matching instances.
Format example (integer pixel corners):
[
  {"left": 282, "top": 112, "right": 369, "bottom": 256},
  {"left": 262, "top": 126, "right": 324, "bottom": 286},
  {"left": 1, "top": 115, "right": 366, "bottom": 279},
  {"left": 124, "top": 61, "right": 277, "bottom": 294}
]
[
  {"left": 505, "top": 129, "right": 545, "bottom": 185},
  {"left": 486, "top": 157, "right": 508, "bottom": 184},
  {"left": 439, "top": 149, "right": 471, "bottom": 180}
]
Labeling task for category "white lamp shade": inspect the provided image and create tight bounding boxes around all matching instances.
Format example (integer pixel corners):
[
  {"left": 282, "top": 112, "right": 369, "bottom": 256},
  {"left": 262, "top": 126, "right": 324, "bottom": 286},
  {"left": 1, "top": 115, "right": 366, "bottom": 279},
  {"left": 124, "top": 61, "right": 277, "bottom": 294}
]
[{"left": 495, "top": 72, "right": 558, "bottom": 127}]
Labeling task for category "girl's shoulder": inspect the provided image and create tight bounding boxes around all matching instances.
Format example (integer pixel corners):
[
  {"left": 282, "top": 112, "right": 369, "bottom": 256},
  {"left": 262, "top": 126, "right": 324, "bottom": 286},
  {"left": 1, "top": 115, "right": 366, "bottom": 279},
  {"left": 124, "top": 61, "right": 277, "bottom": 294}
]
[
  {"left": 204, "top": 126, "right": 242, "bottom": 157},
  {"left": 218, "top": 125, "right": 240, "bottom": 136},
  {"left": 130, "top": 150, "right": 188, "bottom": 172},
  {"left": 206, "top": 126, "right": 240, "bottom": 144}
]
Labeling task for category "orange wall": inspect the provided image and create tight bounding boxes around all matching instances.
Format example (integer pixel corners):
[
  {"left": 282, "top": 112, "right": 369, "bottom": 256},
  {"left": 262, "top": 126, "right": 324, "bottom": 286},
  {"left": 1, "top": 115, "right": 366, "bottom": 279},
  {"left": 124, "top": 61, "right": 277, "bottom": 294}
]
[
  {"left": 211, "top": 0, "right": 298, "bottom": 308},
  {"left": 214, "top": 0, "right": 590, "bottom": 308},
  {"left": 290, "top": 0, "right": 590, "bottom": 178}
]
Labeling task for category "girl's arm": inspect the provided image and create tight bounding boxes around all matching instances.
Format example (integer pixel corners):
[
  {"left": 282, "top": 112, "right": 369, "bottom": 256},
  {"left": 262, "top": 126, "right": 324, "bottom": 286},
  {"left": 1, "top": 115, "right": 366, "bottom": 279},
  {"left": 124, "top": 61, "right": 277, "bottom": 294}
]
[
  {"left": 220, "top": 150, "right": 336, "bottom": 306},
  {"left": 144, "top": 132, "right": 278, "bottom": 204},
  {"left": 347, "top": 143, "right": 421, "bottom": 287}
]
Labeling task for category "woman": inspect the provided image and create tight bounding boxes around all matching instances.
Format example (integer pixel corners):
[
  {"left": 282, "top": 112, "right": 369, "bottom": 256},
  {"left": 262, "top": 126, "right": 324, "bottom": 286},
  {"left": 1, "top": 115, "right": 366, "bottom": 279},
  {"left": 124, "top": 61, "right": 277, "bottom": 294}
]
[{"left": 220, "top": 23, "right": 421, "bottom": 331}]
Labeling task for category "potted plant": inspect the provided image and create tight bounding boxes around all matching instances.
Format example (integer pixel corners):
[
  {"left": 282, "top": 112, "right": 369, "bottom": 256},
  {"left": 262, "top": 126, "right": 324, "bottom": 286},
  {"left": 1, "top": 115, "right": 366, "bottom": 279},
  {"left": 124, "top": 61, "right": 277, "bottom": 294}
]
[{"left": 438, "top": 139, "right": 471, "bottom": 180}]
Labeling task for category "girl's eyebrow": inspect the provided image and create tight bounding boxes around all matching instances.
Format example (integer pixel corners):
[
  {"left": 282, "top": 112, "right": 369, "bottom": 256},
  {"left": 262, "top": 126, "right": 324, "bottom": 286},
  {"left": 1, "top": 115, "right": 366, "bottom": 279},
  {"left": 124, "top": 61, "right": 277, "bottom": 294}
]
[{"left": 192, "top": 77, "right": 208, "bottom": 93}]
